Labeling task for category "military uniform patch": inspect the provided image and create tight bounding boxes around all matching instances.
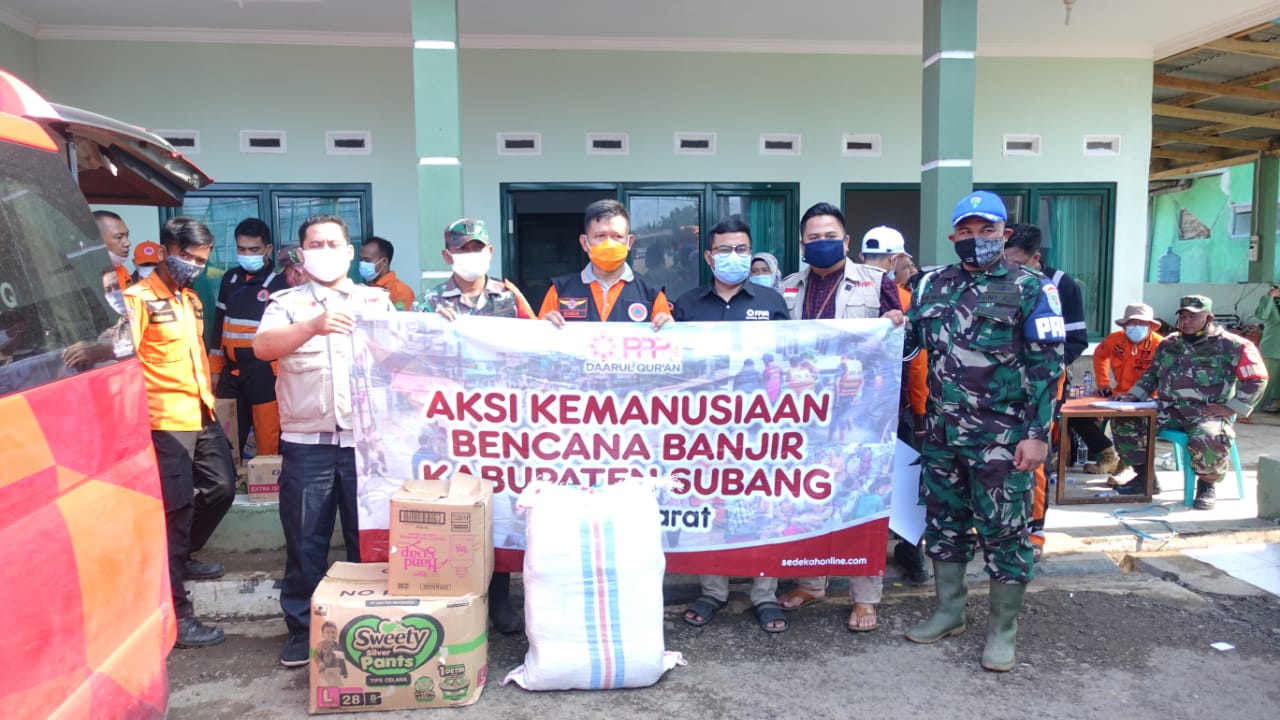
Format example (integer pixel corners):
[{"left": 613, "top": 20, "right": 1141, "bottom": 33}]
[{"left": 1041, "top": 283, "right": 1063, "bottom": 315}]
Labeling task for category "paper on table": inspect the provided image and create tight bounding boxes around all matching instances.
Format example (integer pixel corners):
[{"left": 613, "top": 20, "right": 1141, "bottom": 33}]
[
  {"left": 1090, "top": 400, "right": 1157, "bottom": 411},
  {"left": 889, "top": 439, "right": 926, "bottom": 545}
]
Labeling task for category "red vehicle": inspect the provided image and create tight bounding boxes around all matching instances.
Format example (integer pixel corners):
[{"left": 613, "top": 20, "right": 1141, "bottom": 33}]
[{"left": 0, "top": 69, "right": 210, "bottom": 718}]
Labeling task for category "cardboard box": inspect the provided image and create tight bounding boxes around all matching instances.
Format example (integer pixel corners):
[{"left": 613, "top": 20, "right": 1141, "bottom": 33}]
[
  {"left": 215, "top": 397, "right": 240, "bottom": 468},
  {"left": 247, "top": 455, "right": 282, "bottom": 503},
  {"left": 309, "top": 562, "right": 488, "bottom": 714},
  {"left": 387, "top": 473, "right": 493, "bottom": 598}
]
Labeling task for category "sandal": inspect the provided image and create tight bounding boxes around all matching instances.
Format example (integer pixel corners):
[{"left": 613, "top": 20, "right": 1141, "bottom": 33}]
[
  {"left": 753, "top": 601, "right": 788, "bottom": 633},
  {"left": 777, "top": 588, "right": 825, "bottom": 611},
  {"left": 683, "top": 595, "right": 727, "bottom": 627},
  {"left": 846, "top": 602, "right": 878, "bottom": 632}
]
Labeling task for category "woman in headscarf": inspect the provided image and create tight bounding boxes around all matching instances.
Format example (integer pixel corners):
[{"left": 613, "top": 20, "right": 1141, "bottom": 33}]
[{"left": 749, "top": 251, "right": 781, "bottom": 290}]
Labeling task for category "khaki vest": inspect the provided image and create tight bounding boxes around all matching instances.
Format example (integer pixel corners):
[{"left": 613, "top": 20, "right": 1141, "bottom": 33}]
[{"left": 779, "top": 262, "right": 884, "bottom": 320}]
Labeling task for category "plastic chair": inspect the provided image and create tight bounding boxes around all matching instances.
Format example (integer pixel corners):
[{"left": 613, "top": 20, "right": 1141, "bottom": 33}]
[{"left": 1155, "top": 428, "right": 1245, "bottom": 507}]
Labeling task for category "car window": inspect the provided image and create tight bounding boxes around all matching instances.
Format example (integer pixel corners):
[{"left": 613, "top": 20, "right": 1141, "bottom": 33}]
[{"left": 0, "top": 137, "right": 119, "bottom": 396}]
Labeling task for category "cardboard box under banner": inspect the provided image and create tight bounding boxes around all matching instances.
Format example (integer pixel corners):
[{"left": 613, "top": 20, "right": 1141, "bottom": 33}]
[
  {"left": 247, "top": 454, "right": 282, "bottom": 503},
  {"left": 387, "top": 474, "right": 493, "bottom": 597},
  {"left": 309, "top": 562, "right": 488, "bottom": 714},
  {"left": 214, "top": 397, "right": 240, "bottom": 468}
]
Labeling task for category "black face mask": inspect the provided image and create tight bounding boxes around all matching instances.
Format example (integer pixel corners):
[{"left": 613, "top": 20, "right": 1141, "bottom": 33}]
[
  {"left": 164, "top": 255, "right": 204, "bottom": 288},
  {"left": 952, "top": 236, "right": 1004, "bottom": 267}
]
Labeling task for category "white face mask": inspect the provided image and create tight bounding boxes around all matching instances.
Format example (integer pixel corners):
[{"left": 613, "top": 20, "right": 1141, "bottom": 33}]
[
  {"left": 137, "top": 265, "right": 156, "bottom": 279},
  {"left": 107, "top": 250, "right": 128, "bottom": 268},
  {"left": 450, "top": 249, "right": 491, "bottom": 283},
  {"left": 302, "top": 247, "right": 351, "bottom": 283}
]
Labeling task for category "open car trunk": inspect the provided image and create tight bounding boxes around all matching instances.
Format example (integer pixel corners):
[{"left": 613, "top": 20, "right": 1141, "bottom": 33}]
[
  {"left": 39, "top": 103, "right": 212, "bottom": 206},
  {"left": 1, "top": 70, "right": 211, "bottom": 206}
]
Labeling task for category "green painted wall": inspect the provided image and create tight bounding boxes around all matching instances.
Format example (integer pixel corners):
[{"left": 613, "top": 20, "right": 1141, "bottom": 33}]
[
  {"left": 1145, "top": 162, "right": 1280, "bottom": 322},
  {"left": 0, "top": 23, "right": 37, "bottom": 84},
  {"left": 5, "top": 31, "right": 1155, "bottom": 327},
  {"left": 31, "top": 40, "right": 420, "bottom": 279},
  {"left": 1148, "top": 164, "right": 1254, "bottom": 283},
  {"left": 458, "top": 51, "right": 1151, "bottom": 327}
]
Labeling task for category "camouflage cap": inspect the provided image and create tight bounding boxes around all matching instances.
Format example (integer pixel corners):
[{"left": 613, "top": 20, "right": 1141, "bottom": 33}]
[
  {"left": 276, "top": 243, "right": 302, "bottom": 267},
  {"left": 444, "top": 218, "right": 489, "bottom": 250},
  {"left": 1178, "top": 294, "right": 1212, "bottom": 314}
]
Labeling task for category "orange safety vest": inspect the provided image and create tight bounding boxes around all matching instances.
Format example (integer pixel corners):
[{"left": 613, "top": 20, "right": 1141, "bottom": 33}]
[{"left": 123, "top": 272, "right": 216, "bottom": 431}]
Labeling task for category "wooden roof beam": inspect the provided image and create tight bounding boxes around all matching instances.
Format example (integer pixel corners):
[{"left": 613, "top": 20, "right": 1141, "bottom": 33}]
[
  {"left": 1150, "top": 147, "right": 1228, "bottom": 163},
  {"left": 1149, "top": 153, "right": 1261, "bottom": 180},
  {"left": 1152, "top": 103, "right": 1280, "bottom": 131},
  {"left": 1203, "top": 38, "right": 1280, "bottom": 60},
  {"left": 1153, "top": 74, "right": 1280, "bottom": 103},
  {"left": 1162, "top": 66, "right": 1280, "bottom": 108},
  {"left": 1151, "top": 130, "right": 1274, "bottom": 151},
  {"left": 1158, "top": 22, "right": 1271, "bottom": 64}
]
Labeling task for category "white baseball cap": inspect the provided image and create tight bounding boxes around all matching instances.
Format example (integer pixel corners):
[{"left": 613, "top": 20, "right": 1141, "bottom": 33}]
[{"left": 860, "top": 226, "right": 910, "bottom": 256}]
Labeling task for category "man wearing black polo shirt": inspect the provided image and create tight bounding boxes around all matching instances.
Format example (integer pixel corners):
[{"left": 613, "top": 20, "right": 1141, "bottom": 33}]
[{"left": 673, "top": 216, "right": 789, "bottom": 633}]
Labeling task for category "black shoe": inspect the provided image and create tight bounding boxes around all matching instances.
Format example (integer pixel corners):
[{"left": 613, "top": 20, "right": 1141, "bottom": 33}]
[
  {"left": 175, "top": 615, "right": 225, "bottom": 649},
  {"left": 280, "top": 631, "right": 309, "bottom": 667},
  {"left": 1115, "top": 478, "right": 1146, "bottom": 495},
  {"left": 893, "top": 540, "right": 929, "bottom": 584},
  {"left": 185, "top": 558, "right": 225, "bottom": 581},
  {"left": 488, "top": 572, "right": 525, "bottom": 635},
  {"left": 1193, "top": 481, "right": 1216, "bottom": 510}
]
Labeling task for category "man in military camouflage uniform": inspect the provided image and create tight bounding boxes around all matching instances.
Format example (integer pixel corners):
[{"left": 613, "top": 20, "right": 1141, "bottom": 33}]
[
  {"left": 1113, "top": 295, "right": 1268, "bottom": 509},
  {"left": 904, "top": 191, "right": 1066, "bottom": 672},
  {"left": 415, "top": 218, "right": 536, "bottom": 634}
]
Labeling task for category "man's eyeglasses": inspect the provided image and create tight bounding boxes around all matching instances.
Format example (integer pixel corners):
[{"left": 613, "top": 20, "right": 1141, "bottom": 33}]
[{"left": 709, "top": 245, "right": 751, "bottom": 257}]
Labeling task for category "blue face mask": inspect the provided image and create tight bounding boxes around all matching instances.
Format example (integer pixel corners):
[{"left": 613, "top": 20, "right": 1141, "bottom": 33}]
[
  {"left": 712, "top": 252, "right": 752, "bottom": 286},
  {"left": 749, "top": 275, "right": 776, "bottom": 289},
  {"left": 358, "top": 260, "right": 380, "bottom": 282},
  {"left": 237, "top": 253, "right": 265, "bottom": 273},
  {"left": 1124, "top": 325, "right": 1150, "bottom": 343},
  {"left": 802, "top": 239, "right": 846, "bottom": 269}
]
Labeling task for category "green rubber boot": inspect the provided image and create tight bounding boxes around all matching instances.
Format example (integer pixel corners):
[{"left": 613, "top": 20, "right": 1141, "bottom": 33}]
[
  {"left": 980, "top": 580, "right": 1027, "bottom": 672},
  {"left": 905, "top": 560, "right": 968, "bottom": 644}
]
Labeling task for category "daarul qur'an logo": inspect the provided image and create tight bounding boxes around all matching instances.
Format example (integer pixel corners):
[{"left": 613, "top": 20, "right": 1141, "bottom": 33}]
[
  {"left": 589, "top": 335, "right": 617, "bottom": 362},
  {"left": 583, "top": 334, "right": 683, "bottom": 374},
  {"left": 970, "top": 195, "right": 983, "bottom": 208},
  {"left": 342, "top": 615, "right": 444, "bottom": 676}
]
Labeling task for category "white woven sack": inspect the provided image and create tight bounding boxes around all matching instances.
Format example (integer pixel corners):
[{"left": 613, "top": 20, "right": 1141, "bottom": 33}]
[{"left": 502, "top": 481, "right": 683, "bottom": 690}]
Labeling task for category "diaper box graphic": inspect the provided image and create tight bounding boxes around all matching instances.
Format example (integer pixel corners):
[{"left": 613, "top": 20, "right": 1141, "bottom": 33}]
[
  {"left": 309, "top": 562, "right": 488, "bottom": 713},
  {"left": 387, "top": 473, "right": 493, "bottom": 597}
]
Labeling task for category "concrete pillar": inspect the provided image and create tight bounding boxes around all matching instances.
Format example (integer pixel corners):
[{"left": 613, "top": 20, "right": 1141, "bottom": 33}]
[
  {"left": 412, "top": 0, "right": 465, "bottom": 294},
  {"left": 1250, "top": 157, "right": 1278, "bottom": 283},
  {"left": 920, "top": 0, "right": 978, "bottom": 267}
]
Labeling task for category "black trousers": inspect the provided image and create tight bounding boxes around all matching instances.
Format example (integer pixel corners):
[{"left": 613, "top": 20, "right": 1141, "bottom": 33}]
[
  {"left": 151, "top": 421, "right": 237, "bottom": 617},
  {"left": 215, "top": 359, "right": 277, "bottom": 452},
  {"left": 1067, "top": 416, "right": 1114, "bottom": 460}
]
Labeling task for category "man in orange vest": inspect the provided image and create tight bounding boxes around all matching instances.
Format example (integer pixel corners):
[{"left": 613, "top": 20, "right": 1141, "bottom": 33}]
[
  {"left": 209, "top": 218, "right": 288, "bottom": 459},
  {"left": 124, "top": 217, "right": 237, "bottom": 649},
  {"left": 359, "top": 236, "right": 416, "bottom": 310},
  {"left": 133, "top": 240, "right": 162, "bottom": 281},
  {"left": 538, "top": 199, "right": 672, "bottom": 329}
]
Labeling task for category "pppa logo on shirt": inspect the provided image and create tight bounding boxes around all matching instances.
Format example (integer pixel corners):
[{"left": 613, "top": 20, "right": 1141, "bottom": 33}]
[{"left": 583, "top": 333, "right": 683, "bottom": 374}]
